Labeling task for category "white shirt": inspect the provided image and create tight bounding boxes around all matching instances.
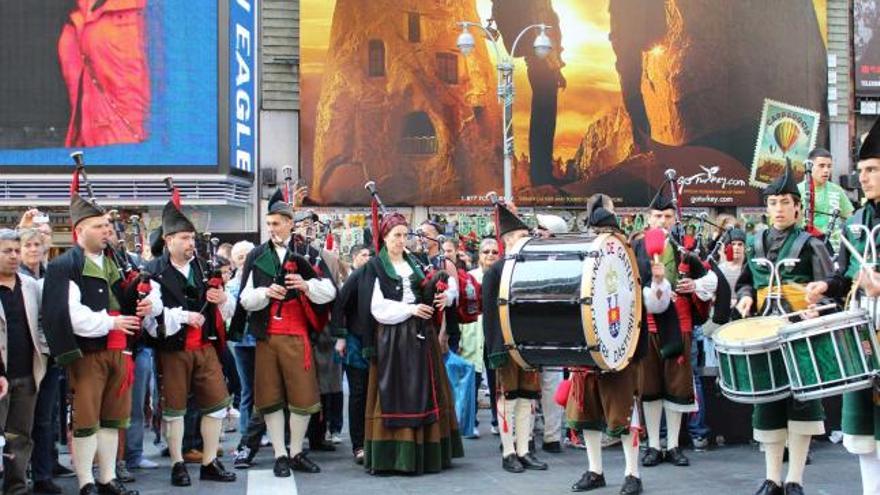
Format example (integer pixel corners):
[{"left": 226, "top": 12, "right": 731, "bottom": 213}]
[
  {"left": 238, "top": 245, "right": 337, "bottom": 312},
  {"left": 69, "top": 253, "right": 162, "bottom": 338},
  {"left": 143, "top": 258, "right": 236, "bottom": 338},
  {"left": 370, "top": 259, "right": 455, "bottom": 325},
  {"left": 642, "top": 270, "right": 718, "bottom": 315}
]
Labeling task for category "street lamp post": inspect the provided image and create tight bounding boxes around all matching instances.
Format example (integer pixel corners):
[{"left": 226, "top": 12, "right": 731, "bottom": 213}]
[{"left": 457, "top": 21, "right": 553, "bottom": 201}]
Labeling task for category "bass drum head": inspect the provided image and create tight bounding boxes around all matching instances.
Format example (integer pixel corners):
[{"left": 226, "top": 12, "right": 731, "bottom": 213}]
[{"left": 581, "top": 233, "right": 641, "bottom": 371}]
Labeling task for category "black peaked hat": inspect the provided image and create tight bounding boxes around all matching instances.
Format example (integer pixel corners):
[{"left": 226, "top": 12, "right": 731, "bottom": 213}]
[
  {"left": 268, "top": 188, "right": 294, "bottom": 218},
  {"left": 859, "top": 117, "right": 880, "bottom": 161},
  {"left": 69, "top": 193, "right": 105, "bottom": 227},
  {"left": 762, "top": 159, "right": 800, "bottom": 199},
  {"left": 497, "top": 204, "right": 530, "bottom": 236},
  {"left": 161, "top": 201, "right": 196, "bottom": 236},
  {"left": 648, "top": 190, "right": 675, "bottom": 211},
  {"left": 585, "top": 194, "right": 618, "bottom": 228}
]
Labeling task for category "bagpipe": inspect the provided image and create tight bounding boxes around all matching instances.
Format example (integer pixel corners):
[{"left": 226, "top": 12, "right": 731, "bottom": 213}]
[
  {"left": 70, "top": 151, "right": 152, "bottom": 324},
  {"left": 644, "top": 168, "right": 731, "bottom": 326},
  {"left": 70, "top": 151, "right": 148, "bottom": 394},
  {"left": 275, "top": 167, "right": 319, "bottom": 319},
  {"left": 365, "top": 180, "right": 450, "bottom": 334}
]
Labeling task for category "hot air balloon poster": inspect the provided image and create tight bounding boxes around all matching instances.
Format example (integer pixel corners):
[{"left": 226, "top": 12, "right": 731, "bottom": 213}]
[{"left": 749, "top": 99, "right": 821, "bottom": 188}]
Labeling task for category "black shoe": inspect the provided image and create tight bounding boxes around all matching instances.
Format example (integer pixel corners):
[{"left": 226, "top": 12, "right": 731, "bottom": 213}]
[
  {"left": 79, "top": 483, "right": 99, "bottom": 495},
  {"left": 171, "top": 462, "right": 191, "bottom": 487},
  {"left": 290, "top": 453, "right": 321, "bottom": 473},
  {"left": 641, "top": 447, "right": 663, "bottom": 467},
  {"left": 96, "top": 479, "right": 139, "bottom": 495},
  {"left": 754, "top": 479, "right": 784, "bottom": 495},
  {"left": 502, "top": 453, "right": 524, "bottom": 473},
  {"left": 53, "top": 463, "right": 77, "bottom": 478},
  {"left": 783, "top": 482, "right": 804, "bottom": 495},
  {"left": 273, "top": 456, "right": 291, "bottom": 478},
  {"left": 665, "top": 447, "right": 690, "bottom": 466},
  {"left": 620, "top": 475, "right": 643, "bottom": 495},
  {"left": 116, "top": 461, "right": 136, "bottom": 483},
  {"left": 234, "top": 446, "right": 256, "bottom": 469},
  {"left": 571, "top": 471, "right": 606, "bottom": 491},
  {"left": 518, "top": 452, "right": 549, "bottom": 470},
  {"left": 200, "top": 459, "right": 237, "bottom": 482},
  {"left": 33, "top": 479, "right": 64, "bottom": 494},
  {"left": 310, "top": 441, "right": 336, "bottom": 452},
  {"left": 542, "top": 441, "right": 562, "bottom": 454}
]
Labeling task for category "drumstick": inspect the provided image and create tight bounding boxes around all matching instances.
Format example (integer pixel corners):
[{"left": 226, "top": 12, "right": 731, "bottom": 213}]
[{"left": 782, "top": 303, "right": 837, "bottom": 320}]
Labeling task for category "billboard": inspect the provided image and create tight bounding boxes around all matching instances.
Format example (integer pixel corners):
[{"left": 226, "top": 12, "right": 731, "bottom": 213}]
[
  {"left": 301, "top": 0, "right": 827, "bottom": 206},
  {"left": 0, "top": 0, "right": 256, "bottom": 175},
  {"left": 856, "top": 0, "right": 880, "bottom": 97}
]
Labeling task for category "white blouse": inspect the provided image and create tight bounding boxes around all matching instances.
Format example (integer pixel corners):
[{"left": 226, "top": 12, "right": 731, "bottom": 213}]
[{"left": 370, "top": 260, "right": 417, "bottom": 325}]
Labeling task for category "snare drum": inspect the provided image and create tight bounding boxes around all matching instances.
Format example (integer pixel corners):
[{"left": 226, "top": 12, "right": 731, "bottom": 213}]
[
  {"left": 712, "top": 317, "right": 790, "bottom": 404},
  {"left": 778, "top": 309, "right": 880, "bottom": 401},
  {"left": 498, "top": 232, "right": 641, "bottom": 371}
]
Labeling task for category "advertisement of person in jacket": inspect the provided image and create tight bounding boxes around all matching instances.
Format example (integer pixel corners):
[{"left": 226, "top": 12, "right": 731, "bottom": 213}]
[{"left": 58, "top": 0, "right": 150, "bottom": 148}]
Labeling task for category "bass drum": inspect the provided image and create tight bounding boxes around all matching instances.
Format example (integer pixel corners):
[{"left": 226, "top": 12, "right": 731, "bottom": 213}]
[{"left": 498, "top": 231, "right": 641, "bottom": 371}]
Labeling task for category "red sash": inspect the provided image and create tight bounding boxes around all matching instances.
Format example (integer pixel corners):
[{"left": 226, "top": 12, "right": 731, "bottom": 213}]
[{"left": 107, "top": 310, "right": 134, "bottom": 396}]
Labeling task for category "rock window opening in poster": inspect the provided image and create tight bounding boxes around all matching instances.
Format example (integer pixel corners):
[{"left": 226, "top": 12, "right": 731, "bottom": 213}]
[
  {"left": 437, "top": 53, "right": 459, "bottom": 84},
  {"left": 408, "top": 12, "right": 421, "bottom": 43},
  {"left": 368, "top": 40, "right": 386, "bottom": 78},
  {"left": 400, "top": 112, "right": 437, "bottom": 155}
]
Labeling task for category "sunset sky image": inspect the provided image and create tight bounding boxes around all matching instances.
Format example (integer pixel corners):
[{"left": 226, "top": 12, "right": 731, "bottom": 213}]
[{"left": 300, "top": 0, "right": 827, "bottom": 172}]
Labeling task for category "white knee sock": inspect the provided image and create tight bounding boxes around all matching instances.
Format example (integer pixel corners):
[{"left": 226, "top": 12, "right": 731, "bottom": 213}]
[
  {"left": 289, "top": 413, "right": 311, "bottom": 457},
  {"left": 621, "top": 433, "right": 640, "bottom": 478},
  {"left": 584, "top": 430, "right": 603, "bottom": 474},
  {"left": 95, "top": 428, "right": 118, "bottom": 484},
  {"left": 164, "top": 418, "right": 184, "bottom": 465},
  {"left": 764, "top": 440, "right": 786, "bottom": 485},
  {"left": 859, "top": 453, "right": 880, "bottom": 495},
  {"left": 643, "top": 400, "right": 663, "bottom": 450},
  {"left": 785, "top": 433, "right": 811, "bottom": 485},
  {"left": 665, "top": 408, "right": 683, "bottom": 450},
  {"left": 73, "top": 434, "right": 98, "bottom": 488},
  {"left": 200, "top": 416, "right": 223, "bottom": 465},
  {"left": 498, "top": 399, "right": 516, "bottom": 457},
  {"left": 265, "top": 410, "right": 288, "bottom": 459},
  {"left": 514, "top": 399, "right": 533, "bottom": 457}
]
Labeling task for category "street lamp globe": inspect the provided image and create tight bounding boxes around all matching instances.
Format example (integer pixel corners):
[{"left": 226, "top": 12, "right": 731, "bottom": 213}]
[
  {"left": 457, "top": 26, "right": 476, "bottom": 56},
  {"left": 533, "top": 27, "right": 553, "bottom": 58}
]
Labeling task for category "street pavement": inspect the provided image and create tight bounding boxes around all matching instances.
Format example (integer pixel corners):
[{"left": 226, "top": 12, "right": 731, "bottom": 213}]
[{"left": 51, "top": 408, "right": 860, "bottom": 495}]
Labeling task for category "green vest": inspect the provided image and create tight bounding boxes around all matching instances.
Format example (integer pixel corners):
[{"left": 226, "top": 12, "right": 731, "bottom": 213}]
[
  {"left": 746, "top": 227, "right": 814, "bottom": 291},
  {"left": 82, "top": 254, "right": 121, "bottom": 311}
]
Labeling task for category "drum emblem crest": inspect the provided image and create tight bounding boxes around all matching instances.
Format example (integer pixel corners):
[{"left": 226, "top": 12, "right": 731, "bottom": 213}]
[{"left": 605, "top": 269, "right": 621, "bottom": 338}]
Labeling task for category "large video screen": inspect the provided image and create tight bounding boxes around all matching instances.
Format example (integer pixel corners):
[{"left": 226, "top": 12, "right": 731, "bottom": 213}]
[{"left": 0, "top": 0, "right": 256, "bottom": 173}]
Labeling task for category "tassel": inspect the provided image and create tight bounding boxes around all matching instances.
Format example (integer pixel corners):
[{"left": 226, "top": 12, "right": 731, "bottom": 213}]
[
  {"left": 118, "top": 354, "right": 135, "bottom": 397},
  {"left": 629, "top": 400, "right": 641, "bottom": 447},
  {"left": 171, "top": 186, "right": 181, "bottom": 209},
  {"left": 371, "top": 198, "right": 380, "bottom": 252},
  {"left": 500, "top": 383, "right": 509, "bottom": 433}
]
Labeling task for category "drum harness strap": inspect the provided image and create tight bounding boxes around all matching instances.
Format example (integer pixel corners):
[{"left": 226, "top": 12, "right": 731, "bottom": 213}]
[{"left": 754, "top": 230, "right": 811, "bottom": 314}]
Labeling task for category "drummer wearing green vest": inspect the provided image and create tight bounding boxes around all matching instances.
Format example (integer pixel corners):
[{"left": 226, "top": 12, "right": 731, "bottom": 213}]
[
  {"left": 735, "top": 162, "right": 834, "bottom": 495},
  {"left": 805, "top": 117, "right": 880, "bottom": 495}
]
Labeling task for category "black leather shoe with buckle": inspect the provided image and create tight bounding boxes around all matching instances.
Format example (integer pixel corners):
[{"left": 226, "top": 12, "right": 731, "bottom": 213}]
[
  {"left": 571, "top": 471, "right": 606, "bottom": 491},
  {"left": 290, "top": 453, "right": 321, "bottom": 473},
  {"left": 200, "top": 459, "right": 237, "bottom": 482}
]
